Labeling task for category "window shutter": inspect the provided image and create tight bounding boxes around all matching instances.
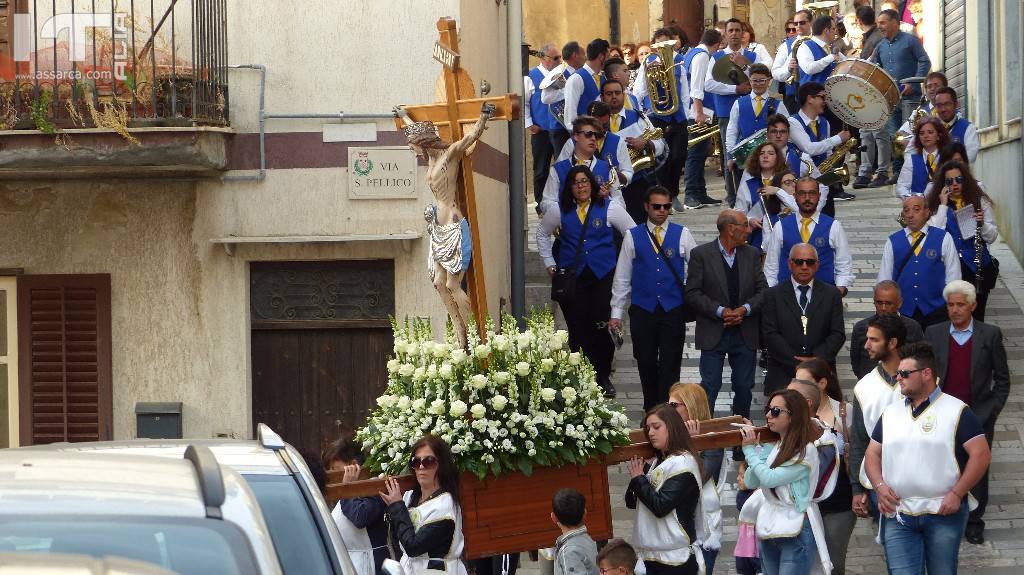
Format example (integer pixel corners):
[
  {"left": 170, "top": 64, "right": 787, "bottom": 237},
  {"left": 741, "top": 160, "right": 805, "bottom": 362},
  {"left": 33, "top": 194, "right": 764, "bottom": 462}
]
[
  {"left": 17, "top": 274, "right": 112, "bottom": 445},
  {"left": 944, "top": 0, "right": 968, "bottom": 115}
]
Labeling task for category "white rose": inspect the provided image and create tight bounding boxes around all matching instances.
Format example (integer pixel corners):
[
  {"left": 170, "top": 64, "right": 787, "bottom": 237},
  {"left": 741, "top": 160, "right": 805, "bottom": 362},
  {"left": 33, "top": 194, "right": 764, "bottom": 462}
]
[
  {"left": 540, "top": 387, "right": 558, "bottom": 402},
  {"left": 412, "top": 366, "right": 426, "bottom": 381},
  {"left": 399, "top": 363, "right": 415, "bottom": 377},
  {"left": 516, "top": 331, "right": 533, "bottom": 349},
  {"left": 554, "top": 330, "right": 569, "bottom": 347},
  {"left": 491, "top": 394, "right": 509, "bottom": 412},
  {"left": 421, "top": 341, "right": 435, "bottom": 355},
  {"left": 548, "top": 334, "right": 563, "bottom": 350},
  {"left": 412, "top": 398, "right": 426, "bottom": 411},
  {"left": 429, "top": 399, "right": 446, "bottom": 415},
  {"left": 493, "top": 371, "right": 511, "bottom": 384},
  {"left": 450, "top": 349, "right": 468, "bottom": 365},
  {"left": 426, "top": 365, "right": 438, "bottom": 379},
  {"left": 449, "top": 400, "right": 468, "bottom": 418},
  {"left": 439, "top": 363, "right": 454, "bottom": 379},
  {"left": 516, "top": 362, "right": 531, "bottom": 377},
  {"left": 540, "top": 358, "right": 555, "bottom": 373},
  {"left": 470, "top": 404, "right": 487, "bottom": 419},
  {"left": 470, "top": 374, "right": 488, "bottom": 389},
  {"left": 386, "top": 359, "right": 400, "bottom": 373},
  {"left": 568, "top": 352, "right": 582, "bottom": 366},
  {"left": 397, "top": 396, "right": 412, "bottom": 410},
  {"left": 562, "top": 387, "right": 578, "bottom": 402},
  {"left": 474, "top": 344, "right": 491, "bottom": 358},
  {"left": 376, "top": 394, "right": 396, "bottom": 408},
  {"left": 491, "top": 334, "right": 509, "bottom": 351},
  {"left": 433, "top": 343, "right": 450, "bottom": 358}
]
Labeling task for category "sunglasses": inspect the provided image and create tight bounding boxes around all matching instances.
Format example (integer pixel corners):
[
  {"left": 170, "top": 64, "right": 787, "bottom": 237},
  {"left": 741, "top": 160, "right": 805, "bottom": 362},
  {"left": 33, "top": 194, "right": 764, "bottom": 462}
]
[
  {"left": 649, "top": 202, "right": 672, "bottom": 210},
  {"left": 945, "top": 176, "right": 964, "bottom": 185},
  {"left": 765, "top": 406, "right": 792, "bottom": 418},
  {"left": 791, "top": 258, "right": 818, "bottom": 267},
  {"left": 786, "top": 28, "right": 797, "bottom": 33},
  {"left": 576, "top": 130, "right": 603, "bottom": 139},
  {"left": 409, "top": 455, "right": 439, "bottom": 470},
  {"left": 544, "top": 54, "right": 562, "bottom": 61},
  {"left": 794, "top": 19, "right": 809, "bottom": 25},
  {"left": 896, "top": 368, "right": 925, "bottom": 379}
]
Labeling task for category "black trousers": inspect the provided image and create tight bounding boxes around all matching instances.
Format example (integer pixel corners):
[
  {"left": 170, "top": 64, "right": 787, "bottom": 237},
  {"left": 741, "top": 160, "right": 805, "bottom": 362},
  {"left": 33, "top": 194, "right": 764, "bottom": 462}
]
[
  {"left": 530, "top": 129, "right": 554, "bottom": 205},
  {"left": 968, "top": 416, "right": 996, "bottom": 529},
  {"left": 629, "top": 304, "right": 687, "bottom": 411},
  {"left": 961, "top": 261, "right": 992, "bottom": 322},
  {"left": 911, "top": 305, "right": 949, "bottom": 331},
  {"left": 652, "top": 118, "right": 688, "bottom": 200},
  {"left": 623, "top": 171, "right": 657, "bottom": 224},
  {"left": 719, "top": 117, "right": 737, "bottom": 205},
  {"left": 550, "top": 127, "right": 570, "bottom": 161},
  {"left": 822, "top": 183, "right": 840, "bottom": 217},
  {"left": 472, "top": 554, "right": 520, "bottom": 575},
  {"left": 559, "top": 267, "right": 615, "bottom": 382},
  {"left": 644, "top": 557, "right": 698, "bottom": 575}
]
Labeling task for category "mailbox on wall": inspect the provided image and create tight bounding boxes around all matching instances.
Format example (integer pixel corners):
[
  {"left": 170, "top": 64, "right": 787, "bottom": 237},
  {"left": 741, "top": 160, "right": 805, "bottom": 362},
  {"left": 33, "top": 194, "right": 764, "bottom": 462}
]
[{"left": 135, "top": 402, "right": 183, "bottom": 439}]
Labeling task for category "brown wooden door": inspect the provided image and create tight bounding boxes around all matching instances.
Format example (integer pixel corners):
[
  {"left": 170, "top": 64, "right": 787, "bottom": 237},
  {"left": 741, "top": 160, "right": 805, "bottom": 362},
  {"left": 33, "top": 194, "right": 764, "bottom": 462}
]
[
  {"left": 250, "top": 260, "right": 395, "bottom": 456},
  {"left": 663, "top": 0, "right": 704, "bottom": 47},
  {"left": 17, "top": 274, "right": 113, "bottom": 445}
]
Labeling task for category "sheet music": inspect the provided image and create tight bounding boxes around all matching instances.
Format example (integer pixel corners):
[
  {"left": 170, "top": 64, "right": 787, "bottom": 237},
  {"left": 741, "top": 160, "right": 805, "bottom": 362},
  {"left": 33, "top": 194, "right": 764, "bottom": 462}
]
[{"left": 955, "top": 205, "right": 977, "bottom": 239}]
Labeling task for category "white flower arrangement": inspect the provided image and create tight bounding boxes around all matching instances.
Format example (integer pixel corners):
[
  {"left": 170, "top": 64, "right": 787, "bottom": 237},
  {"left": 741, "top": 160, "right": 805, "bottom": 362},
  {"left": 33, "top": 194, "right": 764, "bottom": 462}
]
[{"left": 357, "top": 310, "right": 631, "bottom": 479}]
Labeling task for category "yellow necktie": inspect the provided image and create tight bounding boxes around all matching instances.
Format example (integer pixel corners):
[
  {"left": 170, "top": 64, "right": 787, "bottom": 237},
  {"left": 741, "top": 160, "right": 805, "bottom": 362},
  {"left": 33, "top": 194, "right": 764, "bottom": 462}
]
[
  {"left": 593, "top": 72, "right": 602, "bottom": 87},
  {"left": 762, "top": 176, "right": 772, "bottom": 187},
  {"left": 754, "top": 95, "right": 763, "bottom": 116},
  {"left": 611, "top": 115, "right": 620, "bottom": 132},
  {"left": 624, "top": 96, "right": 633, "bottom": 110},
  {"left": 654, "top": 225, "right": 663, "bottom": 252},
  {"left": 810, "top": 120, "right": 819, "bottom": 137},
  {"left": 927, "top": 153, "right": 936, "bottom": 173},
  {"left": 910, "top": 230, "right": 923, "bottom": 255},
  {"left": 800, "top": 217, "right": 812, "bottom": 243},
  {"left": 577, "top": 201, "right": 590, "bottom": 224},
  {"left": 951, "top": 196, "right": 964, "bottom": 210}
]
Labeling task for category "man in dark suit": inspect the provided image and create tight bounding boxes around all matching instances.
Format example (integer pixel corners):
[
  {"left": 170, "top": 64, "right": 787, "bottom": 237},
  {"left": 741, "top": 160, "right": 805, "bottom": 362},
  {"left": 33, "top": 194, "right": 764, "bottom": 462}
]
[
  {"left": 850, "top": 280, "right": 924, "bottom": 379},
  {"left": 925, "top": 280, "right": 1010, "bottom": 545},
  {"left": 762, "top": 242, "right": 846, "bottom": 394},
  {"left": 685, "top": 209, "right": 768, "bottom": 420}
]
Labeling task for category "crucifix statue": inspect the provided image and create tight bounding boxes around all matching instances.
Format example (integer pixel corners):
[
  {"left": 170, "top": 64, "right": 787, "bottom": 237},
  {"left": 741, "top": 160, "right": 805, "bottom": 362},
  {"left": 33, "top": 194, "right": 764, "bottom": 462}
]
[{"left": 395, "top": 17, "right": 519, "bottom": 348}]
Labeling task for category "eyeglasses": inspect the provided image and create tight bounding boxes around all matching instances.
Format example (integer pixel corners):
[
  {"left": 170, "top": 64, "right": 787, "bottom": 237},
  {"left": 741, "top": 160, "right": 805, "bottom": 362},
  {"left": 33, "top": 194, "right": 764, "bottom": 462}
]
[
  {"left": 576, "top": 130, "right": 603, "bottom": 139},
  {"left": 409, "top": 455, "right": 439, "bottom": 470},
  {"left": 768, "top": 128, "right": 790, "bottom": 136},
  {"left": 896, "top": 368, "right": 925, "bottom": 379},
  {"left": 765, "top": 406, "right": 792, "bottom": 418},
  {"left": 751, "top": 76, "right": 770, "bottom": 83},
  {"left": 945, "top": 176, "right": 964, "bottom": 185},
  {"left": 791, "top": 258, "right": 818, "bottom": 267},
  {"left": 544, "top": 54, "right": 562, "bottom": 61},
  {"left": 786, "top": 27, "right": 797, "bottom": 33},
  {"left": 649, "top": 202, "right": 672, "bottom": 210}
]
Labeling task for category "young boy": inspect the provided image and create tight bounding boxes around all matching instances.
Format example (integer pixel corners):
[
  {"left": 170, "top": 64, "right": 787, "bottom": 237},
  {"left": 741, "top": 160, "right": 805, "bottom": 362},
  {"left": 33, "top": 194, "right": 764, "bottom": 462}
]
[
  {"left": 551, "top": 488, "right": 599, "bottom": 575},
  {"left": 596, "top": 539, "right": 637, "bottom": 575}
]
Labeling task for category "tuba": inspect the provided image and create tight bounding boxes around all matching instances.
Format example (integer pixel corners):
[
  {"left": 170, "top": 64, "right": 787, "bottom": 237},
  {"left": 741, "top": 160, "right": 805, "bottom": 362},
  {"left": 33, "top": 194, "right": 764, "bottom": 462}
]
[
  {"left": 644, "top": 40, "right": 681, "bottom": 116},
  {"left": 785, "top": 1, "right": 838, "bottom": 84}
]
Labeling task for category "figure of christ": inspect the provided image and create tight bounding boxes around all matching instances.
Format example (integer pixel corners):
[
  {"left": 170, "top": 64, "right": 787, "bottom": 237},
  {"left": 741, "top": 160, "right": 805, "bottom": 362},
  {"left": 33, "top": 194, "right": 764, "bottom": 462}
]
[{"left": 404, "top": 102, "right": 496, "bottom": 349}]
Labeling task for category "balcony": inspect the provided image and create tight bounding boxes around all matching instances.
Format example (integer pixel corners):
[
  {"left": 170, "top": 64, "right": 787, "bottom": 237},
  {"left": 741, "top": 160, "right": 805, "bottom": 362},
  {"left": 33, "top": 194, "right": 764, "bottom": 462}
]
[{"left": 0, "top": 0, "right": 230, "bottom": 179}]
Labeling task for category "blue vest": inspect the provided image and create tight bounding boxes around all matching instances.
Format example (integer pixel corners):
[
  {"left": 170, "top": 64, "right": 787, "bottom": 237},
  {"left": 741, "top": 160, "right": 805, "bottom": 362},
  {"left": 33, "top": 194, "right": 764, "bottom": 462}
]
[
  {"left": 908, "top": 153, "right": 937, "bottom": 196},
  {"left": 558, "top": 200, "right": 617, "bottom": 278},
  {"left": 528, "top": 66, "right": 558, "bottom": 131},
  {"left": 785, "top": 143, "right": 806, "bottom": 175},
  {"left": 629, "top": 224, "right": 686, "bottom": 312},
  {"left": 645, "top": 52, "right": 688, "bottom": 123},
  {"left": 782, "top": 36, "right": 798, "bottom": 96},
  {"left": 572, "top": 67, "right": 603, "bottom": 117},
  {"left": 736, "top": 94, "right": 781, "bottom": 140},
  {"left": 890, "top": 226, "right": 948, "bottom": 316},
  {"left": 597, "top": 133, "right": 623, "bottom": 170},
  {"left": 711, "top": 49, "right": 758, "bottom": 117},
  {"left": 614, "top": 108, "right": 643, "bottom": 132},
  {"left": 947, "top": 118, "right": 971, "bottom": 145},
  {"left": 944, "top": 204, "right": 991, "bottom": 273},
  {"left": 792, "top": 114, "right": 828, "bottom": 164},
  {"left": 745, "top": 178, "right": 781, "bottom": 251},
  {"left": 798, "top": 40, "right": 834, "bottom": 86},
  {"left": 553, "top": 158, "right": 614, "bottom": 193},
  {"left": 778, "top": 214, "right": 836, "bottom": 284},
  {"left": 683, "top": 47, "right": 712, "bottom": 113}
]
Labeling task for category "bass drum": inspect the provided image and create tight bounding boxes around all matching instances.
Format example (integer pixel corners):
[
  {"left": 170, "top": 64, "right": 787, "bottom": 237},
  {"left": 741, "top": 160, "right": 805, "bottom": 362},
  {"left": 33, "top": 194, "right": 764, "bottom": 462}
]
[{"left": 824, "top": 59, "right": 900, "bottom": 130}]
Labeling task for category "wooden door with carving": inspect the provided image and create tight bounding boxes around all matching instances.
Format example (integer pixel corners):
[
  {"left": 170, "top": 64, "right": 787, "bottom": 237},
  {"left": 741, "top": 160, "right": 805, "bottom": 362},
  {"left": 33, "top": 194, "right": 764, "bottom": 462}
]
[{"left": 250, "top": 260, "right": 394, "bottom": 457}]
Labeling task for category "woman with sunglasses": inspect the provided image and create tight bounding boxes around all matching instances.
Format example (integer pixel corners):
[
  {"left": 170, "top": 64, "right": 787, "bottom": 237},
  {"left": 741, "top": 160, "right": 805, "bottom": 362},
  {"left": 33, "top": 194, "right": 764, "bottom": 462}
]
[
  {"left": 667, "top": 383, "right": 724, "bottom": 574},
  {"left": 538, "top": 164, "right": 634, "bottom": 397},
  {"left": 379, "top": 435, "right": 466, "bottom": 575},
  {"left": 795, "top": 358, "right": 855, "bottom": 575},
  {"left": 924, "top": 159, "right": 999, "bottom": 320},
  {"left": 895, "top": 117, "right": 950, "bottom": 199},
  {"left": 739, "top": 389, "right": 829, "bottom": 575},
  {"left": 626, "top": 404, "right": 705, "bottom": 575},
  {"left": 735, "top": 142, "right": 795, "bottom": 251}
]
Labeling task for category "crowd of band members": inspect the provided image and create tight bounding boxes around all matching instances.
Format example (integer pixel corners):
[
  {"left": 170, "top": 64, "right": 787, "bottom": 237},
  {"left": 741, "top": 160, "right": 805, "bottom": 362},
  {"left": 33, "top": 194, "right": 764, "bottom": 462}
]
[{"left": 529, "top": 5, "right": 1006, "bottom": 575}]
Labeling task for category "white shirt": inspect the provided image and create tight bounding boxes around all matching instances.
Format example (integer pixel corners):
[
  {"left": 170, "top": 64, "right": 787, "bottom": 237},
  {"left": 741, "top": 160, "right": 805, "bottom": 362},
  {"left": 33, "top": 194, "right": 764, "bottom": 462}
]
[
  {"left": 876, "top": 227, "right": 962, "bottom": 284},
  {"left": 540, "top": 65, "right": 576, "bottom": 105},
  {"left": 611, "top": 106, "right": 668, "bottom": 158},
  {"left": 631, "top": 55, "right": 692, "bottom": 121},
  {"left": 555, "top": 134, "right": 634, "bottom": 186},
  {"left": 791, "top": 277, "right": 814, "bottom": 312},
  {"left": 536, "top": 199, "right": 635, "bottom": 268},
  {"left": 735, "top": 170, "right": 827, "bottom": 219},
  {"left": 788, "top": 110, "right": 842, "bottom": 158},
  {"left": 894, "top": 147, "right": 940, "bottom": 199},
  {"left": 762, "top": 213, "right": 855, "bottom": 288},
  {"left": 704, "top": 45, "right": 771, "bottom": 98},
  {"left": 771, "top": 39, "right": 796, "bottom": 84},
  {"left": 523, "top": 63, "right": 554, "bottom": 128},
  {"left": 611, "top": 222, "right": 697, "bottom": 318},
  {"left": 927, "top": 198, "right": 999, "bottom": 244},
  {"left": 686, "top": 45, "right": 713, "bottom": 117},
  {"left": 796, "top": 36, "right": 846, "bottom": 77},
  {"left": 540, "top": 155, "right": 623, "bottom": 211},
  {"left": 562, "top": 62, "right": 600, "bottom": 128},
  {"left": 745, "top": 42, "right": 773, "bottom": 68},
  {"left": 725, "top": 95, "right": 790, "bottom": 159}
]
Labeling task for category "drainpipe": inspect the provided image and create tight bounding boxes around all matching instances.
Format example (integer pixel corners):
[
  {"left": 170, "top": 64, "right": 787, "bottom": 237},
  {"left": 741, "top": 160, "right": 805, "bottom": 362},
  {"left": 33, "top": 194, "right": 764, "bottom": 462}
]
[
  {"left": 609, "top": 0, "right": 620, "bottom": 46},
  {"left": 222, "top": 64, "right": 394, "bottom": 182},
  {"left": 508, "top": 0, "right": 527, "bottom": 327}
]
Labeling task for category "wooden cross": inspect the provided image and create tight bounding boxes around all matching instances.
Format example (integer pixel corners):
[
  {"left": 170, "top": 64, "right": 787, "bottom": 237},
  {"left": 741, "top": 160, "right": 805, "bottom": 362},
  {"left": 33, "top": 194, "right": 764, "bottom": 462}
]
[{"left": 394, "top": 17, "right": 520, "bottom": 340}]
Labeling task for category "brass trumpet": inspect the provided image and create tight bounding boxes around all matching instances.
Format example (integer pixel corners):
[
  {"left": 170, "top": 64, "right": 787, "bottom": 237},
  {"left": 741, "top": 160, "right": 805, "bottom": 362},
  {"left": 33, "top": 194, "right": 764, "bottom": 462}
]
[
  {"left": 629, "top": 126, "right": 664, "bottom": 171},
  {"left": 688, "top": 122, "right": 720, "bottom": 148}
]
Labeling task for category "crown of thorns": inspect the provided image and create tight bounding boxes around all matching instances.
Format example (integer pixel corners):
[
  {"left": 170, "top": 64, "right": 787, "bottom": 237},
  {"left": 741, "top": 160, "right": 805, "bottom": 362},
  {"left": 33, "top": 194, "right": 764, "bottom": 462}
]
[{"left": 403, "top": 121, "right": 439, "bottom": 140}]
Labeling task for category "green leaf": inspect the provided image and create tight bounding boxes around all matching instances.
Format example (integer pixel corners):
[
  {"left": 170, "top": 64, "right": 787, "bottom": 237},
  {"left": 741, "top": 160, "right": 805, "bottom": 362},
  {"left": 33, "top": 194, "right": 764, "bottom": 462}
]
[
  {"left": 596, "top": 439, "right": 612, "bottom": 454},
  {"left": 490, "top": 460, "right": 503, "bottom": 477},
  {"left": 555, "top": 445, "right": 575, "bottom": 463},
  {"left": 517, "top": 457, "right": 533, "bottom": 477},
  {"left": 535, "top": 450, "right": 550, "bottom": 466}
]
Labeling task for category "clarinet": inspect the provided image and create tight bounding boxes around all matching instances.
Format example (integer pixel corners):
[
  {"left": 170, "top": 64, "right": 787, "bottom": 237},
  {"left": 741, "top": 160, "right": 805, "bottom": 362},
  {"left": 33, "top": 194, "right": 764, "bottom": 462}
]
[{"left": 974, "top": 197, "right": 984, "bottom": 290}]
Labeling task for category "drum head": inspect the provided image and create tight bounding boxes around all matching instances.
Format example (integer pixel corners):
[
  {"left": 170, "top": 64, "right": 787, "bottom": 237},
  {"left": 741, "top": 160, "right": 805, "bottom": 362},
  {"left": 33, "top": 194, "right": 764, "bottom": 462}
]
[{"left": 825, "top": 74, "right": 893, "bottom": 130}]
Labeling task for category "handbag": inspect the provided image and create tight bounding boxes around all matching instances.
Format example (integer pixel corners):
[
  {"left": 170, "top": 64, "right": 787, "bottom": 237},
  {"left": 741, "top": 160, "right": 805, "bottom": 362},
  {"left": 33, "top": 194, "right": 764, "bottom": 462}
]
[
  {"left": 981, "top": 257, "right": 999, "bottom": 292},
  {"left": 551, "top": 203, "right": 594, "bottom": 305},
  {"left": 646, "top": 225, "right": 697, "bottom": 323}
]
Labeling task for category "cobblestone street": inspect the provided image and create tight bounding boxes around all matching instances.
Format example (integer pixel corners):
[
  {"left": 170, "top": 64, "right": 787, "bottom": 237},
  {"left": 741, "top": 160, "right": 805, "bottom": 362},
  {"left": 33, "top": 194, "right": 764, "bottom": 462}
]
[{"left": 522, "top": 178, "right": 1024, "bottom": 574}]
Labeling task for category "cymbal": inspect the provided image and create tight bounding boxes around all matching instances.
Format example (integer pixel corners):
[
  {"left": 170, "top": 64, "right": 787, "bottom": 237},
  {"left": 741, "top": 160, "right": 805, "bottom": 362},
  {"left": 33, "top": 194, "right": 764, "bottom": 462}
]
[{"left": 712, "top": 54, "right": 750, "bottom": 85}]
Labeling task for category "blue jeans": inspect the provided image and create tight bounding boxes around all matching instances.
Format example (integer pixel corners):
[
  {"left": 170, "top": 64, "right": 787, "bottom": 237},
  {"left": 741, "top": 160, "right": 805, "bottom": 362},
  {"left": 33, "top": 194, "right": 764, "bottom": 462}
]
[
  {"left": 699, "top": 328, "right": 756, "bottom": 419},
  {"left": 701, "top": 547, "right": 719, "bottom": 574},
  {"left": 881, "top": 501, "right": 968, "bottom": 575},
  {"left": 759, "top": 518, "right": 815, "bottom": 575}
]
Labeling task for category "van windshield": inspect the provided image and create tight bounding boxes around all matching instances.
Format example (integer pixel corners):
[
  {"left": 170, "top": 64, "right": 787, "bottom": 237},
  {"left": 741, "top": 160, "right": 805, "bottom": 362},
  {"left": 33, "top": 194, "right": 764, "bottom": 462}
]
[{"left": 0, "top": 516, "right": 260, "bottom": 574}]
